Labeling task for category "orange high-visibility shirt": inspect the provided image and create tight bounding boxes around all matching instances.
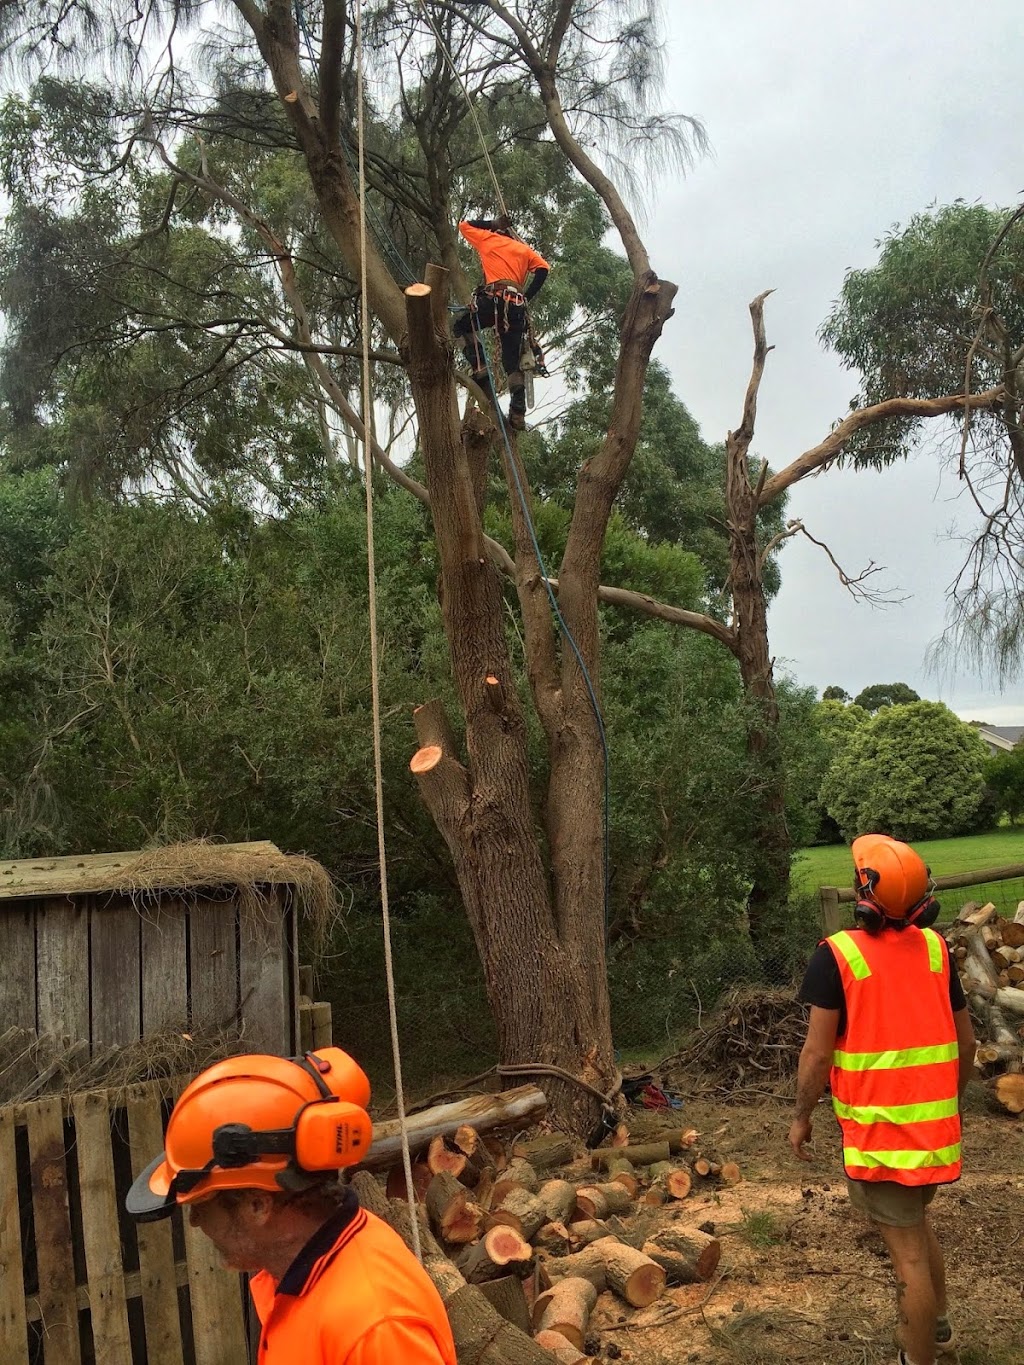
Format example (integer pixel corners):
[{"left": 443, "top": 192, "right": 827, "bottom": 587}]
[
  {"left": 459, "top": 220, "right": 550, "bottom": 287},
  {"left": 249, "top": 1192, "right": 457, "bottom": 1364},
  {"left": 825, "top": 925, "right": 961, "bottom": 1186}
]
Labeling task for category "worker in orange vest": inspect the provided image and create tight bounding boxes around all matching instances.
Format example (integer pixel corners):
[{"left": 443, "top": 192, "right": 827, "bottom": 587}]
[
  {"left": 126, "top": 1048, "right": 456, "bottom": 1365},
  {"left": 454, "top": 213, "right": 550, "bottom": 430},
  {"left": 790, "top": 834, "right": 975, "bottom": 1365}
]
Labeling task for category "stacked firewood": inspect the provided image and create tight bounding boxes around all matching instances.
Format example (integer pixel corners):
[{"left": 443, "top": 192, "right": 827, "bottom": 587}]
[
  {"left": 944, "top": 899, "right": 1024, "bottom": 1116},
  {"left": 351, "top": 1097, "right": 740, "bottom": 1364}
]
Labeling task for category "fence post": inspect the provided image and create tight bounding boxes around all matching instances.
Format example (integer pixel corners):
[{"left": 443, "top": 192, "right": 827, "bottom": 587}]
[{"left": 820, "top": 886, "right": 843, "bottom": 937}]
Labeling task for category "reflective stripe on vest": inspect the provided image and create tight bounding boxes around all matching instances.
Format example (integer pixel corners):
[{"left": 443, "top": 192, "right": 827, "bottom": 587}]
[
  {"left": 832, "top": 1096, "right": 959, "bottom": 1124},
  {"left": 833, "top": 1041, "right": 959, "bottom": 1071},
  {"left": 843, "top": 1142, "right": 962, "bottom": 1172},
  {"left": 824, "top": 926, "right": 961, "bottom": 1187}
]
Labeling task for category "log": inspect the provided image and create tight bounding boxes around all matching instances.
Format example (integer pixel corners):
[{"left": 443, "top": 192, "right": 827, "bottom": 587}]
[
  {"left": 533, "top": 1222, "right": 573, "bottom": 1257},
  {"left": 642, "top": 1184, "right": 666, "bottom": 1207},
  {"left": 567, "top": 1219, "right": 610, "bottom": 1247},
  {"left": 719, "top": 1162, "right": 743, "bottom": 1186},
  {"left": 590, "top": 1181, "right": 634, "bottom": 1215},
  {"left": 386, "top": 1160, "right": 433, "bottom": 1202},
  {"left": 1015, "top": 901, "right": 1024, "bottom": 926},
  {"left": 481, "top": 1134, "right": 508, "bottom": 1171},
  {"left": 992, "top": 1073, "right": 1024, "bottom": 1115},
  {"left": 588, "top": 1237, "right": 666, "bottom": 1307},
  {"left": 534, "top": 1276, "right": 598, "bottom": 1348},
  {"left": 362, "top": 1086, "right": 547, "bottom": 1171},
  {"left": 502, "top": 1157, "right": 539, "bottom": 1192},
  {"left": 609, "top": 1171, "right": 639, "bottom": 1198},
  {"left": 692, "top": 1157, "right": 721, "bottom": 1178},
  {"left": 590, "top": 1141, "right": 671, "bottom": 1170},
  {"left": 543, "top": 1244, "right": 608, "bottom": 1293},
  {"left": 489, "top": 1187, "right": 547, "bottom": 1241},
  {"left": 477, "top": 1276, "right": 532, "bottom": 1335},
  {"left": 994, "top": 986, "right": 1024, "bottom": 1016},
  {"left": 646, "top": 1226, "right": 721, "bottom": 1282},
  {"left": 961, "top": 926, "right": 1002, "bottom": 992},
  {"left": 456, "top": 1226, "right": 533, "bottom": 1284},
  {"left": 536, "top": 1180, "right": 576, "bottom": 1225},
  {"left": 512, "top": 1133, "right": 574, "bottom": 1170},
  {"left": 534, "top": 1330, "right": 587, "bottom": 1365},
  {"left": 351, "top": 1171, "right": 557, "bottom": 1365},
  {"left": 572, "top": 1186, "right": 609, "bottom": 1221},
  {"left": 429, "top": 1134, "right": 469, "bottom": 1179},
  {"left": 426, "top": 1173, "right": 483, "bottom": 1244}
]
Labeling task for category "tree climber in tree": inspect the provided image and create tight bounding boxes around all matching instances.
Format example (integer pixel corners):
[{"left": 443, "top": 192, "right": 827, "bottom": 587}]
[{"left": 454, "top": 213, "right": 550, "bottom": 431}]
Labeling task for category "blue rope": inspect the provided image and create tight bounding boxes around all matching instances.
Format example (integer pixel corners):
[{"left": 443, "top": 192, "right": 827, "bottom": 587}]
[{"left": 476, "top": 324, "right": 612, "bottom": 938}]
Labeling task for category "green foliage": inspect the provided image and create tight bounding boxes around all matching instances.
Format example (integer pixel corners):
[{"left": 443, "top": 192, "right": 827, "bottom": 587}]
[
  {"left": 820, "top": 200, "right": 1024, "bottom": 466},
  {"left": 852, "top": 681, "right": 920, "bottom": 712},
  {"left": 984, "top": 745, "right": 1024, "bottom": 823},
  {"left": 821, "top": 685, "right": 850, "bottom": 702},
  {"left": 821, "top": 701, "right": 991, "bottom": 842},
  {"left": 737, "top": 1209, "right": 784, "bottom": 1249}
]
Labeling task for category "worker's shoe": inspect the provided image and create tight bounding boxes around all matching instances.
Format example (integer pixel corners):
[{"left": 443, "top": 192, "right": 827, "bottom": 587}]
[
  {"left": 935, "top": 1317, "right": 957, "bottom": 1356},
  {"left": 507, "top": 376, "right": 527, "bottom": 431}
]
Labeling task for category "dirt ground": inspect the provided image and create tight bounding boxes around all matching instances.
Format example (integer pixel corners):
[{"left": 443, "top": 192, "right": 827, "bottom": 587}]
[{"left": 576, "top": 1088, "right": 1024, "bottom": 1365}]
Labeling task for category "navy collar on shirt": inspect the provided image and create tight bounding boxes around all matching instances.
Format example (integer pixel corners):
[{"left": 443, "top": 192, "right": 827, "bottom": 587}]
[{"left": 275, "top": 1185, "right": 361, "bottom": 1298}]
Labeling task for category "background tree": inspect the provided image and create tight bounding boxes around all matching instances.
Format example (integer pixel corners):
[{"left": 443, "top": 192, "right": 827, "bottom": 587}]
[
  {"left": 852, "top": 681, "right": 921, "bottom": 713},
  {"left": 984, "top": 746, "right": 1024, "bottom": 825},
  {"left": 822, "top": 685, "right": 851, "bottom": 702},
  {"left": 821, "top": 200, "right": 1024, "bottom": 679},
  {"left": 820, "top": 700, "right": 991, "bottom": 842}
]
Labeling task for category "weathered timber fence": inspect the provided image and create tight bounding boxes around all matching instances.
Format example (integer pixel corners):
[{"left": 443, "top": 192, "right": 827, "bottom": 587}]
[
  {"left": 820, "top": 861, "right": 1024, "bottom": 935},
  {"left": 0, "top": 844, "right": 303, "bottom": 1056},
  {"left": 0, "top": 1080, "right": 249, "bottom": 1365}
]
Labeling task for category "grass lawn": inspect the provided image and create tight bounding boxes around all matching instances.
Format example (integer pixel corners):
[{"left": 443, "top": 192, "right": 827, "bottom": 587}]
[{"left": 794, "top": 826, "right": 1024, "bottom": 916}]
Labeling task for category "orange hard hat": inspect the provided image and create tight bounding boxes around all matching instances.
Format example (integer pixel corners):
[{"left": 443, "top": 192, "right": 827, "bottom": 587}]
[
  {"left": 126, "top": 1048, "right": 373, "bottom": 1222},
  {"left": 851, "top": 834, "right": 930, "bottom": 919}
]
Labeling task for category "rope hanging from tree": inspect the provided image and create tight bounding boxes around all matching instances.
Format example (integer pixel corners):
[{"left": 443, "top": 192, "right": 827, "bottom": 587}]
[{"left": 353, "top": 0, "right": 422, "bottom": 1263}]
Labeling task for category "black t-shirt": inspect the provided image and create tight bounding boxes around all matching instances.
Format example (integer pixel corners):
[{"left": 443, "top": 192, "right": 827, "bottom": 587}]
[{"left": 799, "top": 936, "right": 967, "bottom": 1038}]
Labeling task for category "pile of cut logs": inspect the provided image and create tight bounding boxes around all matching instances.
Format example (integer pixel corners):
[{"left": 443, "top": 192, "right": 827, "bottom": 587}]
[
  {"left": 944, "top": 899, "right": 1024, "bottom": 1116},
  {"left": 351, "top": 1086, "right": 740, "bottom": 1364}
]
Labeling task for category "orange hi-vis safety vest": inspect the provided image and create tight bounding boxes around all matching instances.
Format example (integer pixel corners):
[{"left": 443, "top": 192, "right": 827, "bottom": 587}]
[
  {"left": 458, "top": 221, "right": 550, "bottom": 288},
  {"left": 824, "top": 925, "right": 961, "bottom": 1186},
  {"left": 249, "top": 1194, "right": 456, "bottom": 1364}
]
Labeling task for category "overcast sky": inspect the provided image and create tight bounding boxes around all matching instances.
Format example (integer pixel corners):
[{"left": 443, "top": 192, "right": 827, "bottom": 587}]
[{"left": 639, "top": 0, "right": 1024, "bottom": 723}]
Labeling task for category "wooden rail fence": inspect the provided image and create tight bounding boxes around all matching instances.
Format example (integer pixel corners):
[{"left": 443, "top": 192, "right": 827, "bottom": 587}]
[
  {"left": 0, "top": 997, "right": 334, "bottom": 1365},
  {"left": 819, "top": 860, "right": 1024, "bottom": 935}
]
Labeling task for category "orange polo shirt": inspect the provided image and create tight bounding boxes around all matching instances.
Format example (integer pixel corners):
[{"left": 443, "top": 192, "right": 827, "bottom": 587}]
[
  {"left": 459, "top": 220, "right": 550, "bottom": 287},
  {"left": 249, "top": 1189, "right": 456, "bottom": 1365}
]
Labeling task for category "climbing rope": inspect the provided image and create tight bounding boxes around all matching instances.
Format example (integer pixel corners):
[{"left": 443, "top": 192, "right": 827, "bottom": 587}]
[{"left": 353, "top": 0, "right": 422, "bottom": 1262}]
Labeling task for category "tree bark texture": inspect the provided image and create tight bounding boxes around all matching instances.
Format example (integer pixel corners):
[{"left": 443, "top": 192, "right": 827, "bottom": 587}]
[
  {"left": 403, "top": 280, "right": 616, "bottom": 1132},
  {"left": 725, "top": 295, "right": 792, "bottom": 953}
]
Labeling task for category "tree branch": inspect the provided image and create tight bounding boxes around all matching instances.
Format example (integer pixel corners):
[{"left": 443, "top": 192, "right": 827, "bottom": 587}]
[{"left": 759, "top": 386, "right": 1006, "bottom": 507}]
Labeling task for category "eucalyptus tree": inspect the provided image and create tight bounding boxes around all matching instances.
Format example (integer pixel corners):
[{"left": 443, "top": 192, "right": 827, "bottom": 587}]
[{"left": 821, "top": 200, "right": 1024, "bottom": 680}]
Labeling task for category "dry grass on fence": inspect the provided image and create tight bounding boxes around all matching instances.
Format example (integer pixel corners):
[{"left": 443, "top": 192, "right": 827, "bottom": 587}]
[
  {"left": 660, "top": 988, "right": 809, "bottom": 1101},
  {"left": 108, "top": 837, "right": 341, "bottom": 947},
  {"left": 0, "top": 1022, "right": 249, "bottom": 1106}
]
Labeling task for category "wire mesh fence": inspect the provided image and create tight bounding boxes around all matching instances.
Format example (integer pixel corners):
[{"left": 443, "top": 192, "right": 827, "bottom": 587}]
[{"left": 326, "top": 865, "right": 1024, "bottom": 1112}]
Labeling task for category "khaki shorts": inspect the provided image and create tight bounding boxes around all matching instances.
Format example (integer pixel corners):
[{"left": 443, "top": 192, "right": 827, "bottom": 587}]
[{"left": 845, "top": 1177, "right": 937, "bottom": 1227}]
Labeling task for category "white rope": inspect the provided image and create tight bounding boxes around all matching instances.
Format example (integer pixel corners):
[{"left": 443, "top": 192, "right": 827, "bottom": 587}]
[
  {"left": 416, "top": 0, "right": 509, "bottom": 220},
  {"left": 354, "top": 0, "right": 422, "bottom": 1262}
]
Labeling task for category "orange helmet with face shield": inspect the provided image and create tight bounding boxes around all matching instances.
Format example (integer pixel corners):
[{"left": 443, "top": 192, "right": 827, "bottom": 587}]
[
  {"left": 851, "top": 833, "right": 937, "bottom": 928},
  {"left": 126, "top": 1048, "right": 373, "bottom": 1222}
]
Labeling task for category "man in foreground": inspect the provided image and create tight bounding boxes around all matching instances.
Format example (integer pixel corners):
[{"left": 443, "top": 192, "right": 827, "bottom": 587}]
[
  {"left": 454, "top": 212, "right": 550, "bottom": 430},
  {"left": 790, "top": 834, "right": 975, "bottom": 1365},
  {"left": 127, "top": 1047, "right": 456, "bottom": 1364}
]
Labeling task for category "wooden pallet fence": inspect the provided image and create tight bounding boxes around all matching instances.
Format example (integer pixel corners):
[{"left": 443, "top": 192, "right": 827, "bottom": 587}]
[
  {"left": 297, "top": 977, "right": 334, "bottom": 1054},
  {"left": 819, "top": 860, "right": 1024, "bottom": 935},
  {"left": 0, "top": 1081, "right": 250, "bottom": 1365}
]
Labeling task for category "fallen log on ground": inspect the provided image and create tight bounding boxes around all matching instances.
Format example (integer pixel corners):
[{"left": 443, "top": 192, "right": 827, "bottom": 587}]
[{"left": 361, "top": 1084, "right": 547, "bottom": 1171}]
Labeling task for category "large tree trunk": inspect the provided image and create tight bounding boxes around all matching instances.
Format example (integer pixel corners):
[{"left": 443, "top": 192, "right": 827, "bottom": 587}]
[
  {"left": 725, "top": 297, "right": 793, "bottom": 956},
  {"left": 404, "top": 282, "right": 612, "bottom": 1132}
]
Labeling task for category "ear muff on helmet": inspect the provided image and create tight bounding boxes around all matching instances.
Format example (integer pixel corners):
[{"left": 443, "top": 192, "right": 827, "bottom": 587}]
[{"left": 126, "top": 1046, "right": 374, "bottom": 1221}]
